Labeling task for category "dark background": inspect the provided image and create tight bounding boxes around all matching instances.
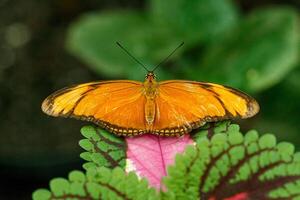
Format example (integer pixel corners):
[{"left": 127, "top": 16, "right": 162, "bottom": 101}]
[{"left": 0, "top": 0, "right": 299, "bottom": 199}]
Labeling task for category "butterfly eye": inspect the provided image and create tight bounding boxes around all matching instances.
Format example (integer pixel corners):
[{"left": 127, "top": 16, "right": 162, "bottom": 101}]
[{"left": 145, "top": 72, "right": 154, "bottom": 79}]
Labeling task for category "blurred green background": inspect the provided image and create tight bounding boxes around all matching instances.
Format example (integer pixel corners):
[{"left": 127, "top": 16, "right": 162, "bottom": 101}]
[{"left": 0, "top": 0, "right": 299, "bottom": 199}]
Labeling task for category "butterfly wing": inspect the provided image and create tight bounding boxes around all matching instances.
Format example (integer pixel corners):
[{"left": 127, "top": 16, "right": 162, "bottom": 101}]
[
  {"left": 152, "top": 80, "right": 259, "bottom": 136},
  {"left": 42, "top": 81, "right": 147, "bottom": 136}
]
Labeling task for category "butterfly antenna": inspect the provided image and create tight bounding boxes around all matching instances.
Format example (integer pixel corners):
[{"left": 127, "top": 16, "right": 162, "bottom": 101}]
[
  {"left": 116, "top": 42, "right": 149, "bottom": 72},
  {"left": 152, "top": 42, "right": 184, "bottom": 72}
]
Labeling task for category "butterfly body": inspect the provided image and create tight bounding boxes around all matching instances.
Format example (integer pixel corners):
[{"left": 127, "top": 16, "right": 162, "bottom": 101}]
[
  {"left": 42, "top": 71, "right": 259, "bottom": 137},
  {"left": 144, "top": 72, "right": 159, "bottom": 129}
]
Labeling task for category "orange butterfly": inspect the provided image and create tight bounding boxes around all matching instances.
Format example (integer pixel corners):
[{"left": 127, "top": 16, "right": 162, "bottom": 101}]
[{"left": 42, "top": 42, "right": 259, "bottom": 137}]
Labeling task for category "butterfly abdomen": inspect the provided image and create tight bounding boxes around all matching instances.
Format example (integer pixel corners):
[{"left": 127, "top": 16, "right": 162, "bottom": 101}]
[
  {"left": 145, "top": 97, "right": 156, "bottom": 127},
  {"left": 144, "top": 77, "right": 159, "bottom": 130}
]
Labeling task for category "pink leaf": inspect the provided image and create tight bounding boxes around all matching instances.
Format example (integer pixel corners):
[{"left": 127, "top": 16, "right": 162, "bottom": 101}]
[
  {"left": 209, "top": 192, "right": 248, "bottom": 200},
  {"left": 224, "top": 193, "right": 248, "bottom": 200},
  {"left": 126, "top": 134, "right": 194, "bottom": 189}
]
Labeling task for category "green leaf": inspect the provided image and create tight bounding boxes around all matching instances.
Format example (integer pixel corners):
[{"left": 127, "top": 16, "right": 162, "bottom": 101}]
[
  {"left": 194, "top": 7, "right": 299, "bottom": 92},
  {"left": 67, "top": 11, "right": 180, "bottom": 80},
  {"left": 192, "top": 121, "right": 233, "bottom": 142},
  {"left": 163, "top": 124, "right": 300, "bottom": 199},
  {"left": 69, "top": 170, "right": 86, "bottom": 182},
  {"left": 253, "top": 67, "right": 300, "bottom": 151},
  {"left": 79, "top": 126, "right": 126, "bottom": 170},
  {"left": 50, "top": 178, "right": 70, "bottom": 196},
  {"left": 150, "top": 0, "right": 238, "bottom": 45},
  {"left": 32, "top": 189, "right": 51, "bottom": 200},
  {"left": 32, "top": 168, "right": 158, "bottom": 200}
]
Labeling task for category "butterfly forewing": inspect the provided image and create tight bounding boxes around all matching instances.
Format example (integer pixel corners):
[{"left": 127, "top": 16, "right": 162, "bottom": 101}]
[
  {"left": 42, "top": 81, "right": 149, "bottom": 136},
  {"left": 153, "top": 80, "right": 259, "bottom": 136}
]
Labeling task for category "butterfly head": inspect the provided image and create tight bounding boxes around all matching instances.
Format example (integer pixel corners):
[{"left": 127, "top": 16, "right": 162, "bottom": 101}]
[{"left": 145, "top": 72, "right": 156, "bottom": 82}]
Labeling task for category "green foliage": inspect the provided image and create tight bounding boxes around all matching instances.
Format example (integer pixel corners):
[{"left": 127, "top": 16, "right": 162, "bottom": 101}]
[
  {"left": 32, "top": 168, "right": 158, "bottom": 200},
  {"left": 66, "top": 1, "right": 299, "bottom": 93},
  {"left": 34, "top": 123, "right": 300, "bottom": 199},
  {"left": 67, "top": 11, "right": 180, "bottom": 80},
  {"left": 150, "top": 0, "right": 238, "bottom": 45},
  {"left": 66, "top": 0, "right": 237, "bottom": 81},
  {"left": 163, "top": 123, "right": 300, "bottom": 200},
  {"left": 192, "top": 121, "right": 239, "bottom": 142},
  {"left": 254, "top": 66, "right": 300, "bottom": 150},
  {"left": 79, "top": 126, "right": 126, "bottom": 170},
  {"left": 195, "top": 7, "right": 299, "bottom": 92}
]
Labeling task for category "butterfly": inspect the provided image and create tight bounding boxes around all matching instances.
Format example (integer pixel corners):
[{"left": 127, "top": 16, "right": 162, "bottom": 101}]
[{"left": 42, "top": 42, "right": 259, "bottom": 137}]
